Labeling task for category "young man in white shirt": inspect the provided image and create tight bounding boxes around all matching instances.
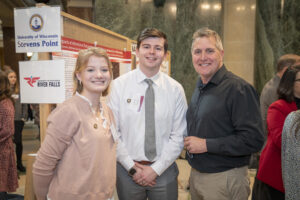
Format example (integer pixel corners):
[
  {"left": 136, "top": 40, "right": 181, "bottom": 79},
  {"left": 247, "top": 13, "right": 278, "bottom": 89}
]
[{"left": 108, "top": 28, "right": 187, "bottom": 200}]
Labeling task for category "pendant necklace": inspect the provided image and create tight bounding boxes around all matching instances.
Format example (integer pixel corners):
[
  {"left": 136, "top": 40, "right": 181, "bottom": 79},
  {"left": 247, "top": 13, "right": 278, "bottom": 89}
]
[
  {"left": 75, "top": 93, "right": 107, "bottom": 130},
  {"left": 91, "top": 103, "right": 107, "bottom": 129}
]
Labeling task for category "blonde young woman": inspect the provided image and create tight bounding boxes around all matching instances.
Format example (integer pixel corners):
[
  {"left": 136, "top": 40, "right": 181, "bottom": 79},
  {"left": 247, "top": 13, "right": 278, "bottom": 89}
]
[
  {"left": 33, "top": 47, "right": 117, "bottom": 200},
  {"left": 7, "top": 69, "right": 27, "bottom": 172}
]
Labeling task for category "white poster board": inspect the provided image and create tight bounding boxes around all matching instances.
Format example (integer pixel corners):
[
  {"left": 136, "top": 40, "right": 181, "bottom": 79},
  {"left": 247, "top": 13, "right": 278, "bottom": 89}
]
[
  {"left": 19, "top": 60, "right": 65, "bottom": 103},
  {"left": 52, "top": 50, "right": 78, "bottom": 100},
  {"left": 14, "top": 6, "right": 61, "bottom": 53}
]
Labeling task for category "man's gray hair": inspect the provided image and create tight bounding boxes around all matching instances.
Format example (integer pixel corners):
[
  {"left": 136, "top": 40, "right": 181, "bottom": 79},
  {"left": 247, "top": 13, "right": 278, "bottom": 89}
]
[{"left": 191, "top": 27, "right": 223, "bottom": 52}]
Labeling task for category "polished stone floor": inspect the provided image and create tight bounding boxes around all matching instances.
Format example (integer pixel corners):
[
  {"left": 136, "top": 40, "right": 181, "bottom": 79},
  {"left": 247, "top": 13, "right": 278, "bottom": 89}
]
[{"left": 12, "top": 122, "right": 256, "bottom": 200}]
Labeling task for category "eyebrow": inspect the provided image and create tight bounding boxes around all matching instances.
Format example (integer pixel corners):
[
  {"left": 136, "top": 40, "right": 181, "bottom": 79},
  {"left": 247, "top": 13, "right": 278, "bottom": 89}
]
[
  {"left": 193, "top": 47, "right": 216, "bottom": 50},
  {"left": 142, "top": 43, "right": 163, "bottom": 47}
]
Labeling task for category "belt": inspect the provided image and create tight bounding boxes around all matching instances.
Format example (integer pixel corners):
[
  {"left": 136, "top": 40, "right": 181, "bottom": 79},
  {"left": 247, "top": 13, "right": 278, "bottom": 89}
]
[{"left": 134, "top": 160, "right": 154, "bottom": 165}]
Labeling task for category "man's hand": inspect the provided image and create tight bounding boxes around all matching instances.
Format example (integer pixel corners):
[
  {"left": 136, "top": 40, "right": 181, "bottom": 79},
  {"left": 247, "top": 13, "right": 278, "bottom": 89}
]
[
  {"left": 132, "top": 165, "right": 143, "bottom": 182},
  {"left": 133, "top": 162, "right": 157, "bottom": 187},
  {"left": 184, "top": 136, "right": 207, "bottom": 153}
]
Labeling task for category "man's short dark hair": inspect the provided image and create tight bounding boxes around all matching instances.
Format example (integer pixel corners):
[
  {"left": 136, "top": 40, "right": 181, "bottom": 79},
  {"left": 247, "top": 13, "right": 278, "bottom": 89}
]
[
  {"left": 137, "top": 28, "right": 168, "bottom": 53},
  {"left": 277, "top": 54, "right": 299, "bottom": 72},
  {"left": 278, "top": 63, "right": 300, "bottom": 102}
]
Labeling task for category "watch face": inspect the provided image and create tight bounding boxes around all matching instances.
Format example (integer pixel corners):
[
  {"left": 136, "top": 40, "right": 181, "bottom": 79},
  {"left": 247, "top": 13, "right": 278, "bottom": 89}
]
[{"left": 129, "top": 168, "right": 136, "bottom": 176}]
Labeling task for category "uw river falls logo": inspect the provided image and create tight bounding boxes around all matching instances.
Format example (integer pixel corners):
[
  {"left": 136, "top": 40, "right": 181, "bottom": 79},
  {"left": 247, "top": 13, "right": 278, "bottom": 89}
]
[
  {"left": 29, "top": 14, "right": 43, "bottom": 32},
  {"left": 24, "top": 76, "right": 40, "bottom": 87},
  {"left": 24, "top": 76, "right": 60, "bottom": 88}
]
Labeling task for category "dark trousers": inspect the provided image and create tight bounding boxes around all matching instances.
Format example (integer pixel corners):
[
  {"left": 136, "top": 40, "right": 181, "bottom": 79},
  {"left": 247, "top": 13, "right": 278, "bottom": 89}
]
[
  {"left": 14, "top": 120, "right": 25, "bottom": 166},
  {"left": 0, "top": 192, "right": 7, "bottom": 200},
  {"left": 252, "top": 177, "right": 285, "bottom": 200}
]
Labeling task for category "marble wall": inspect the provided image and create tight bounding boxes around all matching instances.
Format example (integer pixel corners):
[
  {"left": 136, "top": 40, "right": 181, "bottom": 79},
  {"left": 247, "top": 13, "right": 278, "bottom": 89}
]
[
  {"left": 94, "top": 0, "right": 223, "bottom": 102},
  {"left": 223, "top": 0, "right": 256, "bottom": 84},
  {"left": 255, "top": 0, "right": 300, "bottom": 93},
  {"left": 175, "top": 0, "right": 223, "bottom": 101},
  {"left": 94, "top": 0, "right": 299, "bottom": 100}
]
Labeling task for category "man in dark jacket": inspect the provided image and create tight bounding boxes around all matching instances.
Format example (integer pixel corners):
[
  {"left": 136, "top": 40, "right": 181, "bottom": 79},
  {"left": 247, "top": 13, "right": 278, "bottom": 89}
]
[{"left": 184, "top": 27, "right": 264, "bottom": 200}]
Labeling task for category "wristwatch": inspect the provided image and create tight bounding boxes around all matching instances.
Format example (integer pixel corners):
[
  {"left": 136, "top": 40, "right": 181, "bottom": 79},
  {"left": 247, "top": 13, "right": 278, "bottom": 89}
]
[{"left": 128, "top": 167, "right": 137, "bottom": 177}]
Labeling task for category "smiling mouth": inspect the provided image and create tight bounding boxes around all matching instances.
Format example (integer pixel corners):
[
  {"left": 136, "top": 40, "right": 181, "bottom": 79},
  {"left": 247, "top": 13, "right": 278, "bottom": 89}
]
[
  {"left": 199, "top": 63, "right": 210, "bottom": 67},
  {"left": 146, "top": 57, "right": 157, "bottom": 61},
  {"left": 92, "top": 80, "right": 106, "bottom": 84}
]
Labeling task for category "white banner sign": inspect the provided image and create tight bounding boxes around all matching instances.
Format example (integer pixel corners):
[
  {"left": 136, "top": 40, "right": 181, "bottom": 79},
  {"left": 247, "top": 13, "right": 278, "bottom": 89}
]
[
  {"left": 19, "top": 60, "right": 65, "bottom": 103},
  {"left": 14, "top": 6, "right": 61, "bottom": 53}
]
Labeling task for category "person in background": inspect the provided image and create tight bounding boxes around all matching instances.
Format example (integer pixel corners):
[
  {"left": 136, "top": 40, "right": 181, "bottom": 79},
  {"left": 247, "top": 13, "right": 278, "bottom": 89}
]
[
  {"left": 7, "top": 69, "right": 27, "bottom": 172},
  {"left": 282, "top": 109, "right": 300, "bottom": 200},
  {"left": 252, "top": 64, "right": 300, "bottom": 200},
  {"left": 27, "top": 104, "right": 34, "bottom": 122},
  {"left": 30, "top": 104, "right": 40, "bottom": 140},
  {"left": 185, "top": 27, "right": 264, "bottom": 200},
  {"left": 33, "top": 47, "right": 116, "bottom": 200},
  {"left": 2, "top": 65, "right": 12, "bottom": 72},
  {"left": 249, "top": 54, "right": 300, "bottom": 169},
  {"left": 108, "top": 28, "right": 187, "bottom": 200},
  {"left": 0, "top": 70, "right": 19, "bottom": 200},
  {"left": 260, "top": 54, "right": 300, "bottom": 140}
]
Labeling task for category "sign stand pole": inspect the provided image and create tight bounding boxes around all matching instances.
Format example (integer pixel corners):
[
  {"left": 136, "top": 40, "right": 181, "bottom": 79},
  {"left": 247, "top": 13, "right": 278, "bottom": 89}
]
[{"left": 37, "top": 52, "right": 52, "bottom": 143}]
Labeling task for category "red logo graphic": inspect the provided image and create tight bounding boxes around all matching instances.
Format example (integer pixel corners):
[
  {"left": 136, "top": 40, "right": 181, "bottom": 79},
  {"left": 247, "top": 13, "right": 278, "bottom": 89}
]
[{"left": 24, "top": 76, "right": 40, "bottom": 87}]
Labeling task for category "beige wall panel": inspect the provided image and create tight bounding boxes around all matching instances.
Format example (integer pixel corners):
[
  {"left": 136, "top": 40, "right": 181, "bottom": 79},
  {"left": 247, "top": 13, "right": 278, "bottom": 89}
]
[{"left": 223, "top": 0, "right": 256, "bottom": 84}]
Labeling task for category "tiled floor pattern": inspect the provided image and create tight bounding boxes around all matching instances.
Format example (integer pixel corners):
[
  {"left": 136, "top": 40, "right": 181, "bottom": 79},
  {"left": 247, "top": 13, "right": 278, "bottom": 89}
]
[{"left": 12, "top": 122, "right": 256, "bottom": 200}]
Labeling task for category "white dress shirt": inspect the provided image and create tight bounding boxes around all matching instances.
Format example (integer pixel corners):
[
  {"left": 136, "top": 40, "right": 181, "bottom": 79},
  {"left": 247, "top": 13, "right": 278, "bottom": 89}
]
[{"left": 108, "top": 68, "right": 187, "bottom": 176}]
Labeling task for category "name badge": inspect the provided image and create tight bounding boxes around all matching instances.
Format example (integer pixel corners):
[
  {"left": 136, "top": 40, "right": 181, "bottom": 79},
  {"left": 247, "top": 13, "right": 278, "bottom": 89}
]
[{"left": 126, "top": 93, "right": 143, "bottom": 112}]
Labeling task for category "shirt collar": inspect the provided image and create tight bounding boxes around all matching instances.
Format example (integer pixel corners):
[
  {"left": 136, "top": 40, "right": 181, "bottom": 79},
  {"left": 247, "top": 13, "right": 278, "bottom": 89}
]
[
  {"left": 136, "top": 67, "right": 161, "bottom": 86},
  {"left": 274, "top": 74, "right": 281, "bottom": 80},
  {"left": 76, "top": 92, "right": 94, "bottom": 107},
  {"left": 75, "top": 92, "right": 107, "bottom": 128},
  {"left": 197, "top": 65, "right": 227, "bottom": 88}
]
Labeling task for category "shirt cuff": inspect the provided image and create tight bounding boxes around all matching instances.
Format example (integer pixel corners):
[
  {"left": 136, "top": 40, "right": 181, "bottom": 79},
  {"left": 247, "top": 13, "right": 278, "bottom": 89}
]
[
  {"left": 151, "top": 160, "right": 165, "bottom": 176},
  {"left": 118, "top": 156, "right": 135, "bottom": 172},
  {"left": 206, "top": 138, "right": 219, "bottom": 153}
]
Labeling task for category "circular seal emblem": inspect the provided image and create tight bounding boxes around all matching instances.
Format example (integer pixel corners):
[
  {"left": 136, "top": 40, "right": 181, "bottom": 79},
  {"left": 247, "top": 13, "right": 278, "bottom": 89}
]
[{"left": 29, "top": 14, "right": 43, "bottom": 32}]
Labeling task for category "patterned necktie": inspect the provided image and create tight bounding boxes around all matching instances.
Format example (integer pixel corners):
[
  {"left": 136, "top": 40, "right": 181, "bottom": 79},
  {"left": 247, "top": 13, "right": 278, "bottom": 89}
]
[{"left": 144, "top": 79, "right": 156, "bottom": 161}]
